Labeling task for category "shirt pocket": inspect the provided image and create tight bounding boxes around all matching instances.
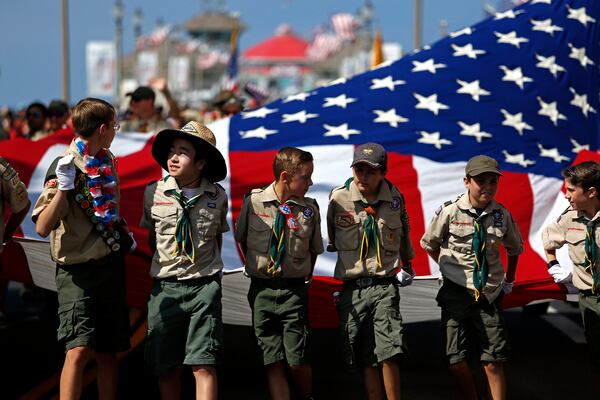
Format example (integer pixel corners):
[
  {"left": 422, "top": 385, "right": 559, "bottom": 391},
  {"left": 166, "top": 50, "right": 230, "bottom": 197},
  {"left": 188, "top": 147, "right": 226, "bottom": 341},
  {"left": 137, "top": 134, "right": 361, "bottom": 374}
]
[
  {"left": 288, "top": 219, "right": 311, "bottom": 257},
  {"left": 379, "top": 217, "right": 402, "bottom": 252},
  {"left": 448, "top": 223, "right": 475, "bottom": 254},
  {"left": 486, "top": 226, "right": 506, "bottom": 254},
  {"left": 247, "top": 215, "right": 273, "bottom": 254},
  {"left": 151, "top": 206, "right": 178, "bottom": 235},
  {"left": 334, "top": 215, "right": 359, "bottom": 251},
  {"left": 566, "top": 229, "right": 586, "bottom": 265},
  {"left": 196, "top": 208, "right": 221, "bottom": 240}
]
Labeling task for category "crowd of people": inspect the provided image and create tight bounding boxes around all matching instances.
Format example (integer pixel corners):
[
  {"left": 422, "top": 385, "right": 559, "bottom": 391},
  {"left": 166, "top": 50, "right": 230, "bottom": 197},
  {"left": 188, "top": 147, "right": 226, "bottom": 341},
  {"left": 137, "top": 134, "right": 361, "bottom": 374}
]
[{"left": 0, "top": 92, "right": 599, "bottom": 400}]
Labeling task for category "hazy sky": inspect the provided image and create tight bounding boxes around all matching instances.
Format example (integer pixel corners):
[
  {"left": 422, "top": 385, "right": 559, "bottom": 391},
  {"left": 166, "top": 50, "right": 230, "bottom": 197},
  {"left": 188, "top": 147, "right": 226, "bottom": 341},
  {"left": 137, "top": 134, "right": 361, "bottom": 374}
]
[{"left": 0, "top": 0, "right": 490, "bottom": 108}]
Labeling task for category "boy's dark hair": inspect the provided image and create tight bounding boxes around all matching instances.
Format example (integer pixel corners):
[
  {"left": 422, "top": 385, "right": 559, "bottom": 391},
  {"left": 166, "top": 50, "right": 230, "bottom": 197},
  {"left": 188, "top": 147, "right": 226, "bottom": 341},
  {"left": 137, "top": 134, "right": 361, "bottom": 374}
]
[
  {"left": 71, "top": 98, "right": 115, "bottom": 138},
  {"left": 562, "top": 161, "right": 600, "bottom": 192},
  {"left": 26, "top": 102, "right": 48, "bottom": 118},
  {"left": 273, "top": 147, "right": 313, "bottom": 181}
]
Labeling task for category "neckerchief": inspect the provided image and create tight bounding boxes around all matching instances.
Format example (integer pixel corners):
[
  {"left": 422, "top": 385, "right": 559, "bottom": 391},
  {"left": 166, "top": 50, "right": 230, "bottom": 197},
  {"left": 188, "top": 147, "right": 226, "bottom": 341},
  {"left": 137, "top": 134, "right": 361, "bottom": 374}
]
[
  {"left": 345, "top": 178, "right": 383, "bottom": 268},
  {"left": 267, "top": 201, "right": 299, "bottom": 277},
  {"left": 168, "top": 189, "right": 202, "bottom": 263},
  {"left": 472, "top": 214, "right": 489, "bottom": 301},
  {"left": 584, "top": 219, "right": 598, "bottom": 293},
  {"left": 74, "top": 138, "right": 118, "bottom": 227}
]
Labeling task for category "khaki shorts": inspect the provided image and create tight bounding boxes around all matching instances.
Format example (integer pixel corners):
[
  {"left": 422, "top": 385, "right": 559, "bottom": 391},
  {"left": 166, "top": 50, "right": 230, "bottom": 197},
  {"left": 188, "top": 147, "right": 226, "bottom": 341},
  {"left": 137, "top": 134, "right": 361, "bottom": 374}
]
[
  {"left": 145, "top": 275, "right": 223, "bottom": 375},
  {"left": 55, "top": 255, "right": 131, "bottom": 353},
  {"left": 337, "top": 279, "right": 406, "bottom": 368},
  {"left": 247, "top": 278, "right": 309, "bottom": 366},
  {"left": 579, "top": 290, "right": 600, "bottom": 367},
  {"left": 436, "top": 280, "right": 510, "bottom": 365}
]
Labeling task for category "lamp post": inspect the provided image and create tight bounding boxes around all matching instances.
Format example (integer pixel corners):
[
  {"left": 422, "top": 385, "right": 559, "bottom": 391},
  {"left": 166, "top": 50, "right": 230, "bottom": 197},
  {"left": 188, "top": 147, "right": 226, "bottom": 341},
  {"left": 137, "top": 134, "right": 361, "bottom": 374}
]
[
  {"left": 414, "top": 0, "right": 422, "bottom": 50},
  {"left": 358, "top": 0, "right": 374, "bottom": 36},
  {"left": 112, "top": 0, "right": 124, "bottom": 100},
  {"left": 61, "top": 0, "right": 70, "bottom": 103}
]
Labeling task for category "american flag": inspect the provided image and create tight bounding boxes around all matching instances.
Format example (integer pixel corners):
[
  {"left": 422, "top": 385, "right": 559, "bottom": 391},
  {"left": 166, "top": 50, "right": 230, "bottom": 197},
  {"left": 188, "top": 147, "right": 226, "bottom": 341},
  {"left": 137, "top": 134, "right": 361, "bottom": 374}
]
[
  {"left": 214, "top": 0, "right": 600, "bottom": 290},
  {"left": 331, "top": 12, "right": 358, "bottom": 41}
]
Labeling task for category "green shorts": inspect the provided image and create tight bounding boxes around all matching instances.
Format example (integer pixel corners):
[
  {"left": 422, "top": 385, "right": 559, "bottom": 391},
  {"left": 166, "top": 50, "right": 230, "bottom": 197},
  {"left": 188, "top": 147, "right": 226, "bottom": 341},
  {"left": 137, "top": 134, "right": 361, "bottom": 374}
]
[
  {"left": 337, "top": 279, "right": 406, "bottom": 368},
  {"left": 145, "top": 274, "right": 223, "bottom": 375},
  {"left": 247, "top": 278, "right": 309, "bottom": 366},
  {"left": 55, "top": 254, "right": 131, "bottom": 353},
  {"left": 579, "top": 290, "right": 600, "bottom": 367},
  {"left": 436, "top": 280, "right": 510, "bottom": 365}
]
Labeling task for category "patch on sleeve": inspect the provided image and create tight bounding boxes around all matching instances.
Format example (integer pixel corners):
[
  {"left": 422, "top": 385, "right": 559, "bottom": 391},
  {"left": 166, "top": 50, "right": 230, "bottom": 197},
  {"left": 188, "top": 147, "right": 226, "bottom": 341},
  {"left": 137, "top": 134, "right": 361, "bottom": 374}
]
[
  {"left": 15, "top": 185, "right": 27, "bottom": 201},
  {"left": 390, "top": 196, "right": 401, "bottom": 211},
  {"left": 1, "top": 165, "right": 16, "bottom": 181},
  {"left": 302, "top": 206, "right": 314, "bottom": 219},
  {"left": 434, "top": 205, "right": 443, "bottom": 215},
  {"left": 492, "top": 210, "right": 503, "bottom": 227},
  {"left": 335, "top": 213, "right": 354, "bottom": 227},
  {"left": 45, "top": 179, "right": 58, "bottom": 188}
]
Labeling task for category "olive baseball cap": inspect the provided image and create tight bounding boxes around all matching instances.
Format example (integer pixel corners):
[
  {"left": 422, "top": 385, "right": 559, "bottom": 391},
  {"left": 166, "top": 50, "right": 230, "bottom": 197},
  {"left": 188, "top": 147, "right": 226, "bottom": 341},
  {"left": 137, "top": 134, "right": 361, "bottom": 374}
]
[
  {"left": 465, "top": 155, "right": 502, "bottom": 176},
  {"left": 351, "top": 143, "right": 387, "bottom": 170}
]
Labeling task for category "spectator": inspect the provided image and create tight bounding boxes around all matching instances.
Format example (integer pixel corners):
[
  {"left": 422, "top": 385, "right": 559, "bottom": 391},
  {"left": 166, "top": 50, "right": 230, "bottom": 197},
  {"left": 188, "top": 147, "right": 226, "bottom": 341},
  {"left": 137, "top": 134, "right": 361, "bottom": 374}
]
[
  {"left": 47, "top": 100, "right": 71, "bottom": 133},
  {"left": 25, "top": 102, "right": 49, "bottom": 141},
  {"left": 212, "top": 90, "right": 245, "bottom": 118}
]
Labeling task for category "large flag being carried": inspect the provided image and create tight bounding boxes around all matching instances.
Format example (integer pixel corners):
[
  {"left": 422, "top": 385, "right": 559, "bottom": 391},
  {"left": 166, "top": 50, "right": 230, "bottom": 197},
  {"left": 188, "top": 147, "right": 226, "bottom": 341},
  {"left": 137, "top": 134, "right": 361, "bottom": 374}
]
[{"left": 1, "top": 0, "right": 599, "bottom": 325}]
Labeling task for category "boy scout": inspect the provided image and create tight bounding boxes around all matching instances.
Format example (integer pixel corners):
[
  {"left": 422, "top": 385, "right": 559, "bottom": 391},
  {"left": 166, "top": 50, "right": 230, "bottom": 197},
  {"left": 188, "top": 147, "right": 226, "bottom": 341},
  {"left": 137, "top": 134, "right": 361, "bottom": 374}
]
[
  {"left": 327, "top": 142, "right": 413, "bottom": 400},
  {"left": 0, "top": 158, "right": 30, "bottom": 314},
  {"left": 420, "top": 155, "right": 523, "bottom": 400},
  {"left": 235, "top": 147, "right": 323, "bottom": 400},
  {"left": 33, "top": 98, "right": 131, "bottom": 400},
  {"left": 140, "top": 121, "right": 228, "bottom": 399},
  {"left": 542, "top": 161, "right": 600, "bottom": 368}
]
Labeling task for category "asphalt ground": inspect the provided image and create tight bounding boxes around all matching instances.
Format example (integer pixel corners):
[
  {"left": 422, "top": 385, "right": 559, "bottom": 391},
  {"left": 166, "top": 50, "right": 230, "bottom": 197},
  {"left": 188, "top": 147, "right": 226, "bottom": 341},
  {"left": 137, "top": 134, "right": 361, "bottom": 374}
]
[{"left": 1, "top": 287, "right": 597, "bottom": 400}]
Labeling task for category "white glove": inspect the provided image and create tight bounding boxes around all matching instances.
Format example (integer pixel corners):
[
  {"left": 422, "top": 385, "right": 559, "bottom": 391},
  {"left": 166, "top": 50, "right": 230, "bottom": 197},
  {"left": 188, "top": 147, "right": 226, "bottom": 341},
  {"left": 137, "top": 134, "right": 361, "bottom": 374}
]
[
  {"left": 56, "top": 154, "right": 76, "bottom": 191},
  {"left": 397, "top": 268, "right": 416, "bottom": 287},
  {"left": 548, "top": 264, "right": 572, "bottom": 284},
  {"left": 501, "top": 279, "right": 514, "bottom": 294},
  {"left": 128, "top": 231, "right": 137, "bottom": 253}
]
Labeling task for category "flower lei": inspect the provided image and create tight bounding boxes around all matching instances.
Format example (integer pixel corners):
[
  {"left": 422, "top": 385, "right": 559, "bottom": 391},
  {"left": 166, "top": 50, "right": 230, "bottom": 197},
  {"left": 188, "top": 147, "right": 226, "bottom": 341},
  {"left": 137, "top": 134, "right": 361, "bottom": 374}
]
[{"left": 75, "top": 138, "right": 118, "bottom": 227}]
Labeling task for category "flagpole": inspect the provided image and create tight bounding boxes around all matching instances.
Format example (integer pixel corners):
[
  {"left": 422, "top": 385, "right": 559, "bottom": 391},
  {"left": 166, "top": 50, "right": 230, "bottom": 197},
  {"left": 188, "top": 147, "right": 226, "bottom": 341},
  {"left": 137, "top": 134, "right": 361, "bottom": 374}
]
[
  {"left": 414, "top": 0, "right": 422, "bottom": 50},
  {"left": 61, "top": 0, "right": 70, "bottom": 103}
]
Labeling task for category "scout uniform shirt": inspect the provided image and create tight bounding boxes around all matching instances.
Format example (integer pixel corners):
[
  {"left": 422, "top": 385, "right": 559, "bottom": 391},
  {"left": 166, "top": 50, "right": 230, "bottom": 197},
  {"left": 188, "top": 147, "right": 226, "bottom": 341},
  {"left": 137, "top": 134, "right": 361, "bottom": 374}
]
[
  {"left": 31, "top": 140, "right": 121, "bottom": 264},
  {"left": 0, "top": 158, "right": 29, "bottom": 253},
  {"left": 234, "top": 183, "right": 324, "bottom": 279},
  {"left": 542, "top": 207, "right": 600, "bottom": 291},
  {"left": 140, "top": 176, "right": 229, "bottom": 279},
  {"left": 327, "top": 179, "right": 414, "bottom": 280},
  {"left": 420, "top": 193, "right": 523, "bottom": 302},
  {"left": 120, "top": 117, "right": 171, "bottom": 134}
]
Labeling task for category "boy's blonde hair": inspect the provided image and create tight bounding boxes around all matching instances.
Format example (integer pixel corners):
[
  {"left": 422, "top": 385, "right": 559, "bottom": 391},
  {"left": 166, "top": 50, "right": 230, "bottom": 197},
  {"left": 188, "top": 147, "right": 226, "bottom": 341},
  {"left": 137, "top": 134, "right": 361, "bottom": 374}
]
[
  {"left": 71, "top": 98, "right": 115, "bottom": 138},
  {"left": 563, "top": 161, "right": 600, "bottom": 192},
  {"left": 273, "top": 147, "right": 313, "bottom": 181}
]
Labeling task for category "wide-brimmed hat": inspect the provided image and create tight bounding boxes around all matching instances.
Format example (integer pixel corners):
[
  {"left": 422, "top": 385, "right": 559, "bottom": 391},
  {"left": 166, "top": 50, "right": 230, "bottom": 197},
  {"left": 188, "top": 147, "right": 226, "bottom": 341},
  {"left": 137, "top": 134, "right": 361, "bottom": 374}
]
[
  {"left": 152, "top": 121, "right": 227, "bottom": 183},
  {"left": 212, "top": 90, "right": 245, "bottom": 109}
]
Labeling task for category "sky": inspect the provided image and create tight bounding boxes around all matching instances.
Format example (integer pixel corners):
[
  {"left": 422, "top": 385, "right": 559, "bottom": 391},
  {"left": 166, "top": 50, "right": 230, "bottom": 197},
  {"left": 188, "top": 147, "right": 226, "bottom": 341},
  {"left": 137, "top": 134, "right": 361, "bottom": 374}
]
[{"left": 0, "top": 0, "right": 492, "bottom": 108}]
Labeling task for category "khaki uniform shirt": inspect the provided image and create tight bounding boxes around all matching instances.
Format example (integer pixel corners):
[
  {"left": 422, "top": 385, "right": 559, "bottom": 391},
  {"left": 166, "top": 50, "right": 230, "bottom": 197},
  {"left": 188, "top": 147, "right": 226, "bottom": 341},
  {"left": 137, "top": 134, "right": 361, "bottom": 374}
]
[
  {"left": 542, "top": 207, "right": 600, "bottom": 291},
  {"left": 0, "top": 158, "right": 29, "bottom": 253},
  {"left": 140, "top": 176, "right": 229, "bottom": 279},
  {"left": 32, "top": 140, "right": 120, "bottom": 264},
  {"left": 234, "top": 183, "right": 324, "bottom": 279},
  {"left": 327, "top": 180, "right": 414, "bottom": 280},
  {"left": 420, "top": 193, "right": 523, "bottom": 302},
  {"left": 120, "top": 117, "right": 171, "bottom": 134}
]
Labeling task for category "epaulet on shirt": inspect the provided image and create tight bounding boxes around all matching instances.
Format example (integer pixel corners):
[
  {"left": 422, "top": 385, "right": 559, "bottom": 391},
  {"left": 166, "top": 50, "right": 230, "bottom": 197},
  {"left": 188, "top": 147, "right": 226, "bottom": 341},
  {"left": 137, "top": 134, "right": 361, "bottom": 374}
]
[
  {"left": 44, "top": 157, "right": 62, "bottom": 184},
  {"left": 244, "top": 187, "right": 264, "bottom": 199},
  {"left": 215, "top": 182, "right": 225, "bottom": 192},
  {"left": 0, "top": 157, "right": 16, "bottom": 181},
  {"left": 329, "top": 184, "right": 346, "bottom": 199},
  {"left": 146, "top": 179, "right": 158, "bottom": 187},
  {"left": 556, "top": 206, "right": 572, "bottom": 222},
  {"left": 434, "top": 198, "right": 457, "bottom": 216}
]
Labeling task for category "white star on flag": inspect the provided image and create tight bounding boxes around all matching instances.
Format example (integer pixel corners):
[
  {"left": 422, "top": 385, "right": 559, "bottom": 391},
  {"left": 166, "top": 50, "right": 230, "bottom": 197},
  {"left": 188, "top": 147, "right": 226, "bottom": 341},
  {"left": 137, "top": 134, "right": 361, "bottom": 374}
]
[
  {"left": 242, "top": 107, "right": 278, "bottom": 119},
  {"left": 570, "top": 138, "right": 590, "bottom": 153},
  {"left": 282, "top": 111, "right": 319, "bottom": 124},
  {"left": 414, "top": 93, "right": 449, "bottom": 115},
  {"left": 417, "top": 131, "right": 452, "bottom": 150},
  {"left": 569, "top": 88, "right": 597, "bottom": 117},
  {"left": 323, "top": 94, "right": 357, "bottom": 109},
  {"left": 499, "top": 65, "right": 533, "bottom": 89},
  {"left": 535, "top": 54, "right": 565, "bottom": 77},
  {"left": 323, "top": 123, "right": 361, "bottom": 140},
  {"left": 530, "top": 0, "right": 552, "bottom": 4},
  {"left": 240, "top": 126, "right": 278, "bottom": 140},
  {"left": 449, "top": 27, "right": 473, "bottom": 38},
  {"left": 370, "top": 76, "right": 406, "bottom": 91},
  {"left": 373, "top": 109, "right": 409, "bottom": 128},
  {"left": 500, "top": 109, "right": 533, "bottom": 135},
  {"left": 568, "top": 43, "right": 594, "bottom": 68},
  {"left": 502, "top": 150, "right": 535, "bottom": 168},
  {"left": 567, "top": 5, "right": 597, "bottom": 27},
  {"left": 283, "top": 92, "right": 311, "bottom": 103},
  {"left": 537, "top": 143, "right": 570, "bottom": 163},
  {"left": 451, "top": 43, "right": 486, "bottom": 59},
  {"left": 457, "top": 121, "right": 492, "bottom": 143},
  {"left": 530, "top": 19, "right": 564, "bottom": 35},
  {"left": 537, "top": 97, "right": 567, "bottom": 126},
  {"left": 494, "top": 31, "right": 530, "bottom": 48},
  {"left": 456, "top": 79, "right": 490, "bottom": 101},
  {"left": 411, "top": 58, "right": 446, "bottom": 74},
  {"left": 494, "top": 9, "right": 525, "bottom": 20}
]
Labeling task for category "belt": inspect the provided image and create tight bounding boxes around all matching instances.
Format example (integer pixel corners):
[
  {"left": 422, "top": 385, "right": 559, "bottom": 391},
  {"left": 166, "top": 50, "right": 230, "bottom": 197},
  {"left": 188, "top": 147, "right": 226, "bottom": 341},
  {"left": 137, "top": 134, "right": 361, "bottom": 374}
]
[
  {"left": 344, "top": 276, "right": 397, "bottom": 289},
  {"left": 251, "top": 277, "right": 306, "bottom": 289},
  {"left": 580, "top": 289, "right": 600, "bottom": 297},
  {"left": 157, "top": 273, "right": 220, "bottom": 285}
]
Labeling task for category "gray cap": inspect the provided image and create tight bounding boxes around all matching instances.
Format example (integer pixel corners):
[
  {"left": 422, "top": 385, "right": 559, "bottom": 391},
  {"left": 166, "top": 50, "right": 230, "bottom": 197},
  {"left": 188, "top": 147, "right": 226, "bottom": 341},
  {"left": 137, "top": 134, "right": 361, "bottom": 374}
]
[
  {"left": 351, "top": 143, "right": 387, "bottom": 170},
  {"left": 465, "top": 155, "right": 502, "bottom": 176}
]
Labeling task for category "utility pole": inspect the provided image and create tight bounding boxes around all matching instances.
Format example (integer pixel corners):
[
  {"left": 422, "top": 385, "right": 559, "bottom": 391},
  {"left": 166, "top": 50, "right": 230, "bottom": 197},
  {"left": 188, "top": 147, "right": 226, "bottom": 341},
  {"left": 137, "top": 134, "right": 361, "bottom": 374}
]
[
  {"left": 414, "top": 0, "right": 422, "bottom": 50},
  {"left": 61, "top": 0, "right": 70, "bottom": 103},
  {"left": 439, "top": 19, "right": 448, "bottom": 38},
  {"left": 112, "top": 0, "right": 124, "bottom": 100}
]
